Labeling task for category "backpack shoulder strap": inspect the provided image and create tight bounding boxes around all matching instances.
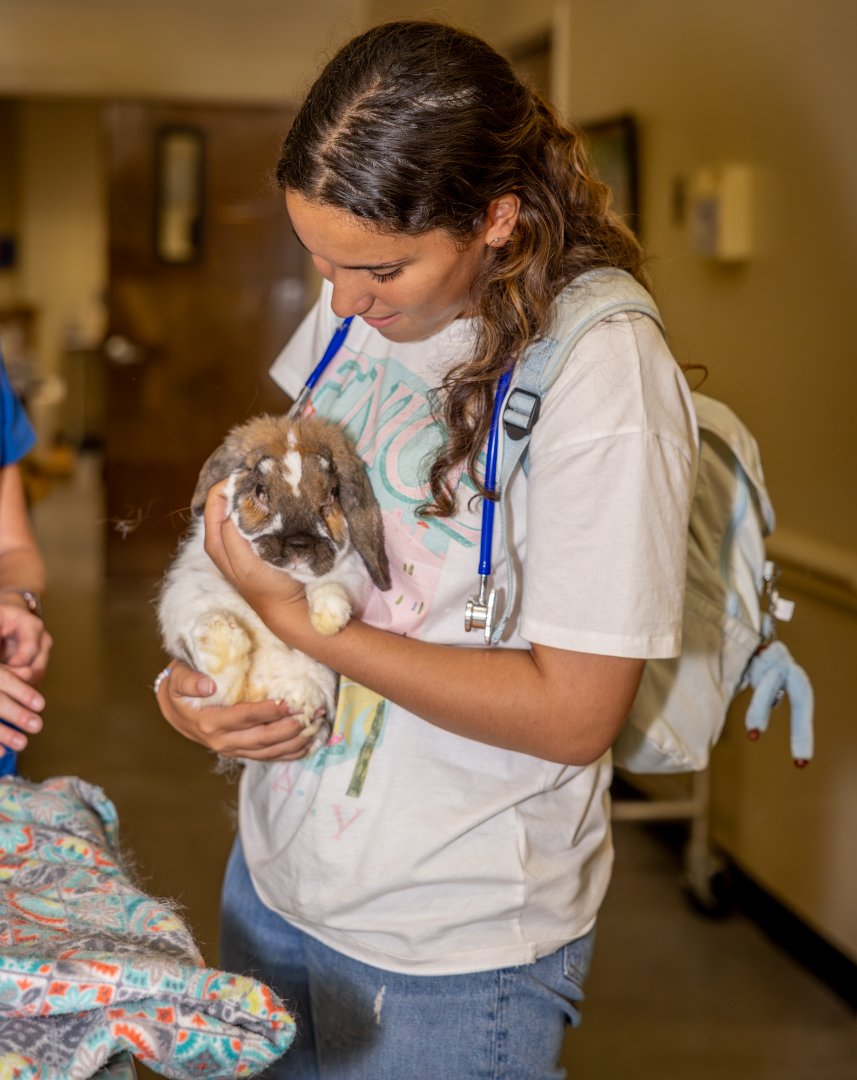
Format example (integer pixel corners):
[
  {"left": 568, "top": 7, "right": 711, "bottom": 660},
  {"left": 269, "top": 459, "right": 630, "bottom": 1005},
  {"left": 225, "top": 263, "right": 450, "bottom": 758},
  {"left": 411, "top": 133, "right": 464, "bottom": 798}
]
[{"left": 490, "top": 268, "right": 665, "bottom": 644}]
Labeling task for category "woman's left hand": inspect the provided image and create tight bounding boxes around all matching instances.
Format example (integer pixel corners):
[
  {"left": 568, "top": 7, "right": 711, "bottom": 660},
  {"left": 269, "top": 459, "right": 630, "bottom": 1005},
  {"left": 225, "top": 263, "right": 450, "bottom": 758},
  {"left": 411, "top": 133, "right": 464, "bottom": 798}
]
[{"left": 203, "top": 481, "right": 306, "bottom": 620}]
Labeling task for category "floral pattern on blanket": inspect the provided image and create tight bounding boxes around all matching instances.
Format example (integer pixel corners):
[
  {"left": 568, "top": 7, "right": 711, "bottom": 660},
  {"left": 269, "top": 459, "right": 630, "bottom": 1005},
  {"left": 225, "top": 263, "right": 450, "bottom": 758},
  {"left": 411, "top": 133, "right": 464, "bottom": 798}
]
[{"left": 0, "top": 776, "right": 295, "bottom": 1079}]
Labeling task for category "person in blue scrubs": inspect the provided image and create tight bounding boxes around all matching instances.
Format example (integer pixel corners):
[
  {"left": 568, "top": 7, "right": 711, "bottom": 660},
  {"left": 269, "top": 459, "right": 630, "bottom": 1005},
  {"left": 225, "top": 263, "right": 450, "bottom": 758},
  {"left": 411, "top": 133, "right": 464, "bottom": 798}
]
[{"left": 0, "top": 354, "right": 51, "bottom": 773}]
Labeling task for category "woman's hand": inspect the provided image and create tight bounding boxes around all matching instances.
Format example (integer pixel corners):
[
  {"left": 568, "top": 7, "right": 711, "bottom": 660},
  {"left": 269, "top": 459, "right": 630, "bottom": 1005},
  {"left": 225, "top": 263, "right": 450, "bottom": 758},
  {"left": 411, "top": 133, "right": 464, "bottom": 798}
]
[
  {"left": 155, "top": 660, "right": 320, "bottom": 762},
  {"left": 0, "top": 663, "right": 45, "bottom": 753},
  {"left": 0, "top": 603, "right": 52, "bottom": 684},
  {"left": 0, "top": 602, "right": 51, "bottom": 753},
  {"left": 202, "top": 482, "right": 306, "bottom": 623}
]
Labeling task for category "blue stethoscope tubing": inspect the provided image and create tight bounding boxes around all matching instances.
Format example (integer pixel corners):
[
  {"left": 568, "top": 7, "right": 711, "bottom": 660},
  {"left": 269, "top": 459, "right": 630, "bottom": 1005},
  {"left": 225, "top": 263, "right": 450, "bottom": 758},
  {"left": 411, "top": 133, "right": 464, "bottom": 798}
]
[
  {"left": 291, "top": 315, "right": 509, "bottom": 642},
  {"left": 288, "top": 315, "right": 355, "bottom": 419},
  {"left": 478, "top": 370, "right": 512, "bottom": 576}
]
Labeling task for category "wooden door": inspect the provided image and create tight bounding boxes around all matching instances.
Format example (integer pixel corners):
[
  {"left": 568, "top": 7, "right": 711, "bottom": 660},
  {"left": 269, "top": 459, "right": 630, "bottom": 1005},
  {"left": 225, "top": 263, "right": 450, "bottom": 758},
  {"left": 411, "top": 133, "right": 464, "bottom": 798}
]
[{"left": 104, "top": 102, "right": 305, "bottom": 578}]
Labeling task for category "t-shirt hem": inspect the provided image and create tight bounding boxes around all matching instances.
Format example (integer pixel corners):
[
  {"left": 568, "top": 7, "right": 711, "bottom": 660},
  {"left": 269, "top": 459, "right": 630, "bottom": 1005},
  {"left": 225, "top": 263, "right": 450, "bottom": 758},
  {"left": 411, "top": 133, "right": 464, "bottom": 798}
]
[
  {"left": 248, "top": 868, "right": 593, "bottom": 975},
  {"left": 520, "top": 619, "right": 681, "bottom": 659}
]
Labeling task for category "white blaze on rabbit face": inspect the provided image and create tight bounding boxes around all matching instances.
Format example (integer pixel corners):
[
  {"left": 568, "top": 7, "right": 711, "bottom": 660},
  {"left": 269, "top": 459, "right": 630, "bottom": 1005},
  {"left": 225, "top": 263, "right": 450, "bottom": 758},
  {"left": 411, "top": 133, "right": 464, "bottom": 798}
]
[{"left": 282, "top": 430, "right": 303, "bottom": 496}]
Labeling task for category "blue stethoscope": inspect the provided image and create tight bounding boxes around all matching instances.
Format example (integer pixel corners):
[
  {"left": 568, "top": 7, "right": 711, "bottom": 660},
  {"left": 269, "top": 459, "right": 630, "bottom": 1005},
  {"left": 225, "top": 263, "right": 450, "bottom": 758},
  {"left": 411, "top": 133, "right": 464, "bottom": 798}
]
[{"left": 289, "top": 316, "right": 510, "bottom": 645}]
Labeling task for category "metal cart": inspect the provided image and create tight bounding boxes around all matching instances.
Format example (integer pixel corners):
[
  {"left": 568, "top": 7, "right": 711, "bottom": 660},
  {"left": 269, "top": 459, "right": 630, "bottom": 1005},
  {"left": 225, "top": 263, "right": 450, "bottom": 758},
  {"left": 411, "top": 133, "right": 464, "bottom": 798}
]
[{"left": 612, "top": 766, "right": 730, "bottom": 914}]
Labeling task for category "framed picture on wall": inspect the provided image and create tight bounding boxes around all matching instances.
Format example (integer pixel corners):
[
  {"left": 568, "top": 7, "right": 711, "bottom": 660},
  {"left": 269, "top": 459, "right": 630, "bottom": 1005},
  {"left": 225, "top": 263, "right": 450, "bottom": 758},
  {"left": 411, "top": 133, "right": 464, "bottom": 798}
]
[{"left": 582, "top": 114, "right": 640, "bottom": 236}]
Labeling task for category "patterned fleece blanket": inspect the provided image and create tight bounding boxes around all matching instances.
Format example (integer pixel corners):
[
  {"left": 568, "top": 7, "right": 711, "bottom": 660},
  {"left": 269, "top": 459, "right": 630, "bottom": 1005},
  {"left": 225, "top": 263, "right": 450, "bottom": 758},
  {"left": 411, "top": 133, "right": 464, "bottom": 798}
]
[{"left": 0, "top": 776, "right": 295, "bottom": 1079}]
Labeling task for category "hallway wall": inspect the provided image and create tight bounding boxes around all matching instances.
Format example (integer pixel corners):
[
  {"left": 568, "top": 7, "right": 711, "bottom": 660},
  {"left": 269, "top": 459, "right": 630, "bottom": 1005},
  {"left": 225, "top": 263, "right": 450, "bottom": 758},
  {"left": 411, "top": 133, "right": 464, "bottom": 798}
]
[
  {"left": 16, "top": 101, "right": 107, "bottom": 373},
  {"left": 0, "top": 0, "right": 366, "bottom": 105}
]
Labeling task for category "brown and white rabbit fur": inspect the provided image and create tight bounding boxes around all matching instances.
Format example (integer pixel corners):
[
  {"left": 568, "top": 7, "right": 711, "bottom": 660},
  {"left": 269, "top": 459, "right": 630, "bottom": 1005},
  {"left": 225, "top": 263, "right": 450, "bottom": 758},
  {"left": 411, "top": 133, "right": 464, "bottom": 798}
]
[{"left": 157, "top": 413, "right": 391, "bottom": 747}]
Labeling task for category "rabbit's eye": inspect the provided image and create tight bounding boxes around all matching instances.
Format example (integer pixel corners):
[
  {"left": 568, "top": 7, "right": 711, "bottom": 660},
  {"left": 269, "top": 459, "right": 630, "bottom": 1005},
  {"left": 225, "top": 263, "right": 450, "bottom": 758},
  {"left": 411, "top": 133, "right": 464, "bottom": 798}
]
[
  {"left": 254, "top": 483, "right": 269, "bottom": 506},
  {"left": 289, "top": 535, "right": 312, "bottom": 550}
]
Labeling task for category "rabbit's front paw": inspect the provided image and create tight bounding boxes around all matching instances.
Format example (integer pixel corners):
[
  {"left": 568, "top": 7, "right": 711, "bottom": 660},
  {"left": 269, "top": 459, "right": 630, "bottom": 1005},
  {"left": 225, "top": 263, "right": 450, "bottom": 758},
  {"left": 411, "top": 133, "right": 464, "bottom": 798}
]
[
  {"left": 275, "top": 676, "right": 331, "bottom": 734},
  {"left": 307, "top": 583, "right": 352, "bottom": 636},
  {"left": 191, "top": 611, "right": 254, "bottom": 705}
]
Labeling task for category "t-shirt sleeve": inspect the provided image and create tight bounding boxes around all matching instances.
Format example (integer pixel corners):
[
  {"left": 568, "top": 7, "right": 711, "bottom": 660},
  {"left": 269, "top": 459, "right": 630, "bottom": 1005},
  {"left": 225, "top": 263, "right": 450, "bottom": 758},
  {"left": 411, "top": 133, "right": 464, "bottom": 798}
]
[
  {"left": 518, "top": 314, "right": 697, "bottom": 659},
  {"left": 268, "top": 281, "right": 338, "bottom": 400},
  {"left": 0, "top": 355, "right": 37, "bottom": 466}
]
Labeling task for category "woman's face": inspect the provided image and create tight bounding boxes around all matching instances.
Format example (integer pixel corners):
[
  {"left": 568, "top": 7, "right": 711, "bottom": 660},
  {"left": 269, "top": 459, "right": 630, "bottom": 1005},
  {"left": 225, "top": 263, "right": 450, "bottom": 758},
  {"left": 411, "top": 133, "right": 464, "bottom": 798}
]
[{"left": 285, "top": 191, "right": 490, "bottom": 343}]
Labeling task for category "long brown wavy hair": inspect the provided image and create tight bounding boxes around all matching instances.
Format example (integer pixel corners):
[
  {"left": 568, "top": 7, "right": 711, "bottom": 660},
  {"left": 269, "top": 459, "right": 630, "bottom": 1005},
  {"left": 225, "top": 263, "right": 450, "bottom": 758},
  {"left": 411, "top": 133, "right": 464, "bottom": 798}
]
[{"left": 276, "top": 20, "right": 646, "bottom": 517}]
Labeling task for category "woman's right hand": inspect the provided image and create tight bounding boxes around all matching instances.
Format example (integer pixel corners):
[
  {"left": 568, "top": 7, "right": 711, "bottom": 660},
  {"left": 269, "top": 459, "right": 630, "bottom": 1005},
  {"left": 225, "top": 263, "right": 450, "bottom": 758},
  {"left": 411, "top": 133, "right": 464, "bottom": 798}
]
[
  {"left": 0, "top": 662, "right": 45, "bottom": 754},
  {"left": 155, "top": 660, "right": 319, "bottom": 761}
]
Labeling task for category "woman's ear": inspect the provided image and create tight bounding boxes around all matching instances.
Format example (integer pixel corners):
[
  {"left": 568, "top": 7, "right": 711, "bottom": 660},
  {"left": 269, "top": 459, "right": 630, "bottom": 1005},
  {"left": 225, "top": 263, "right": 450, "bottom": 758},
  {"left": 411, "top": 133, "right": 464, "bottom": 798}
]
[{"left": 483, "top": 193, "right": 521, "bottom": 246}]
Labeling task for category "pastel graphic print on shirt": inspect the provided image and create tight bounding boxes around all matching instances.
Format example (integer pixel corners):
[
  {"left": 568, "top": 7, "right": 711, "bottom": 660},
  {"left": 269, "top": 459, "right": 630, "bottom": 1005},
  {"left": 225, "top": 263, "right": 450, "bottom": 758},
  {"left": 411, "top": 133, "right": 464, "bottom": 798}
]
[
  {"left": 291, "top": 342, "right": 480, "bottom": 795},
  {"left": 303, "top": 678, "right": 387, "bottom": 797},
  {"left": 308, "top": 344, "right": 480, "bottom": 633}
]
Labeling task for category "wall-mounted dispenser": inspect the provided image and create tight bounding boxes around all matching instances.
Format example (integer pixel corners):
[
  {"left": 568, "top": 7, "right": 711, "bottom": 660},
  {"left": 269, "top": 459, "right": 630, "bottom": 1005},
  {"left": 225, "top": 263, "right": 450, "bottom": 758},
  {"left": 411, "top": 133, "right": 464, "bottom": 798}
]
[{"left": 688, "top": 164, "right": 753, "bottom": 263}]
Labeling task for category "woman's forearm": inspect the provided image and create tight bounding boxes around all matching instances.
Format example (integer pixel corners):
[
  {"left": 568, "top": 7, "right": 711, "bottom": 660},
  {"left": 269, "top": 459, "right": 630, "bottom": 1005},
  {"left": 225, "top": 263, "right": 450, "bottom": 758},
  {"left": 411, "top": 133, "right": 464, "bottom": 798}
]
[
  {"left": 0, "top": 547, "right": 46, "bottom": 595},
  {"left": 204, "top": 498, "right": 642, "bottom": 765},
  {"left": 0, "top": 465, "right": 46, "bottom": 595},
  {"left": 261, "top": 603, "right": 643, "bottom": 766}
]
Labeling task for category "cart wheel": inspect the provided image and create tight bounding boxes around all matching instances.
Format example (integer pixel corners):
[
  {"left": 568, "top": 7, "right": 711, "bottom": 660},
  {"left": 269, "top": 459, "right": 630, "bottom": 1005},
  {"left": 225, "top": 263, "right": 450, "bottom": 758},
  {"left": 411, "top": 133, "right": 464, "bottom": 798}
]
[{"left": 682, "top": 851, "right": 733, "bottom": 918}]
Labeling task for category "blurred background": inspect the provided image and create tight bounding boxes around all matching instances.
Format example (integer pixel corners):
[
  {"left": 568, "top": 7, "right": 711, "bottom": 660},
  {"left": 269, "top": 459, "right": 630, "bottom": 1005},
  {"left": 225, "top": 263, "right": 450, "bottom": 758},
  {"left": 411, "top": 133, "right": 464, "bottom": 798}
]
[{"left": 1, "top": 1, "right": 855, "bottom": 1076}]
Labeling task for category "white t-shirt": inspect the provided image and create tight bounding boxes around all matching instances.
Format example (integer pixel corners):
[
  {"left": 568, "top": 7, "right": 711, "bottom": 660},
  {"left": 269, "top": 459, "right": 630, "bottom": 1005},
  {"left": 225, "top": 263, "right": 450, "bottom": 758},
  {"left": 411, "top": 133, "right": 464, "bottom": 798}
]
[{"left": 238, "top": 278, "right": 697, "bottom": 975}]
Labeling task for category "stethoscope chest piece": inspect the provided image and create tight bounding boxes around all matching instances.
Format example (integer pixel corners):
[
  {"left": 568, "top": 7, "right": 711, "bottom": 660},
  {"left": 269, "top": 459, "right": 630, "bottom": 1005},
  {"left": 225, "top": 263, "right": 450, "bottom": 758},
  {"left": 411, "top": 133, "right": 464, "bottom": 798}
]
[
  {"left": 464, "top": 574, "right": 497, "bottom": 646},
  {"left": 462, "top": 370, "right": 512, "bottom": 648}
]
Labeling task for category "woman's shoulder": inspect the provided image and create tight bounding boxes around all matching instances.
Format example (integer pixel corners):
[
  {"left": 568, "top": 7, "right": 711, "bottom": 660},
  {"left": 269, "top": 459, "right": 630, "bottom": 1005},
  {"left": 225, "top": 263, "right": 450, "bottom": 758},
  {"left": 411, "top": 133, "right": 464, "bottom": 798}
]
[
  {"left": 545, "top": 268, "right": 661, "bottom": 345},
  {"left": 532, "top": 282, "right": 696, "bottom": 461}
]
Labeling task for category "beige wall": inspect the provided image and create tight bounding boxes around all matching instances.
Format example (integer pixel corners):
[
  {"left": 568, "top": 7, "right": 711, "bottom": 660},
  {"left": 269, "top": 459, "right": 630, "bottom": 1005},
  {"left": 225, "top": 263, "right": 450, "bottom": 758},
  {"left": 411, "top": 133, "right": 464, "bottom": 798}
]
[
  {"left": 0, "top": 0, "right": 366, "bottom": 105},
  {"left": 16, "top": 101, "right": 107, "bottom": 372},
  {"left": 561, "top": 1, "right": 856, "bottom": 553}
]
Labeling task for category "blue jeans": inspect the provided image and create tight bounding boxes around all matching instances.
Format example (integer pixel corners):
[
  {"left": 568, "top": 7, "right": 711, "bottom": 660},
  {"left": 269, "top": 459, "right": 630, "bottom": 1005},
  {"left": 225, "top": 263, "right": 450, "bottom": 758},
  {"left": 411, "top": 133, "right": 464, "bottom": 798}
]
[{"left": 220, "top": 838, "right": 596, "bottom": 1079}]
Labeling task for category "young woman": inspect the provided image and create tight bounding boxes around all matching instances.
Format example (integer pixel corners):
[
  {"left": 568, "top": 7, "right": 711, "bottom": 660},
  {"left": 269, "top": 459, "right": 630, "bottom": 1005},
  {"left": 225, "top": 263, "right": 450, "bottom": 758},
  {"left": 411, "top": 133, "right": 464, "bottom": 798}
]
[
  {"left": 156, "top": 21, "right": 697, "bottom": 1079},
  {"left": 0, "top": 354, "right": 50, "bottom": 769}
]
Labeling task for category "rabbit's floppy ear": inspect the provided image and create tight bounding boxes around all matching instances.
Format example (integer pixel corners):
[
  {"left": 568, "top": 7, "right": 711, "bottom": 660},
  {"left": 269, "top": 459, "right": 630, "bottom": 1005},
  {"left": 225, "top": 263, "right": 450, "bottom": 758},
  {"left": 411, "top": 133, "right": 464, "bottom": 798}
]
[
  {"left": 190, "top": 429, "right": 248, "bottom": 516},
  {"left": 326, "top": 429, "right": 391, "bottom": 591}
]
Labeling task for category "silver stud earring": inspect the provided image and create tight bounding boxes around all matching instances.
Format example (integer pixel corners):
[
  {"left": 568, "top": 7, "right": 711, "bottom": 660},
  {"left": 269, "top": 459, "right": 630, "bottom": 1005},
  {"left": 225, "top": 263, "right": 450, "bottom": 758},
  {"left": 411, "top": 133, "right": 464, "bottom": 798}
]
[{"left": 492, "top": 237, "right": 501, "bottom": 245}]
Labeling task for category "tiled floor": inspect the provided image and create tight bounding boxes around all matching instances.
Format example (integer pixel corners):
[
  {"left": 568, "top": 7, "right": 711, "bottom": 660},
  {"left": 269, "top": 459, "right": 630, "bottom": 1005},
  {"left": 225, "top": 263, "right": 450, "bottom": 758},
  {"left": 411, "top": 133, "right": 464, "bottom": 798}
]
[{"left": 26, "top": 455, "right": 857, "bottom": 1078}]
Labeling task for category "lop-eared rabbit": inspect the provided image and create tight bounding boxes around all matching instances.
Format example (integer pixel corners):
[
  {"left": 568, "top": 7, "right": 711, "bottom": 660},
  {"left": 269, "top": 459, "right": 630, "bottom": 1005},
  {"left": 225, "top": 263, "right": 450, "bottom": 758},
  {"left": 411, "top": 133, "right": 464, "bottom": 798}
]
[{"left": 157, "top": 414, "right": 391, "bottom": 746}]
